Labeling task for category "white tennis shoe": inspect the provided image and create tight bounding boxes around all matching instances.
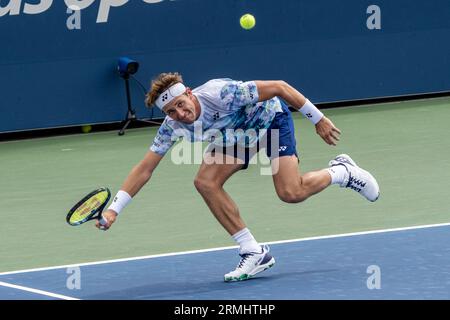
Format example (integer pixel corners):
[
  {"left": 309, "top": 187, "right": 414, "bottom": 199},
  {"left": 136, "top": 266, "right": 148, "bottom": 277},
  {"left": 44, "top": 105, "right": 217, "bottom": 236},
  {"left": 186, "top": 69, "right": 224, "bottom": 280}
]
[
  {"left": 329, "top": 154, "right": 380, "bottom": 202},
  {"left": 224, "top": 245, "right": 275, "bottom": 282}
]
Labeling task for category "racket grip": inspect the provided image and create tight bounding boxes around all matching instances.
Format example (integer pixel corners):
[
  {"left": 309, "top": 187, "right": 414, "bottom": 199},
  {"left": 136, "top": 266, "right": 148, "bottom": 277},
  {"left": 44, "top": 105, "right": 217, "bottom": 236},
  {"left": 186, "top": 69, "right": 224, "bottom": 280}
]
[{"left": 99, "top": 216, "right": 108, "bottom": 227}]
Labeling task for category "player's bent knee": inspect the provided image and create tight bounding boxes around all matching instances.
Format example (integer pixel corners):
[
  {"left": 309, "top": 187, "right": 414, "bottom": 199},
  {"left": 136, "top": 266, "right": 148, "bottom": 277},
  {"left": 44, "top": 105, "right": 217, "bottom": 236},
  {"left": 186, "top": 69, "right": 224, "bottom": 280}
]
[
  {"left": 194, "top": 177, "right": 219, "bottom": 194},
  {"left": 277, "top": 189, "right": 308, "bottom": 204},
  {"left": 193, "top": 177, "right": 206, "bottom": 191}
]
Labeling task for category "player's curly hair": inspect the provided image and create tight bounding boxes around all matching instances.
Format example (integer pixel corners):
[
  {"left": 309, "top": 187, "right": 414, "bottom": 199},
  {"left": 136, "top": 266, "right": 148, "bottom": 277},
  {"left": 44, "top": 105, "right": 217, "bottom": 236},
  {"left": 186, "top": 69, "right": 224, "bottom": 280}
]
[{"left": 145, "top": 72, "right": 183, "bottom": 108}]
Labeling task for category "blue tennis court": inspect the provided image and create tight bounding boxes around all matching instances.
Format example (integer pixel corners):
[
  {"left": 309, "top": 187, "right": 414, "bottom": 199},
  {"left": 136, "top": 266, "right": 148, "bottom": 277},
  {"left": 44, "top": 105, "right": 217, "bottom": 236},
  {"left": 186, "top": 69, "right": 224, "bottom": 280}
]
[{"left": 1, "top": 224, "right": 449, "bottom": 300}]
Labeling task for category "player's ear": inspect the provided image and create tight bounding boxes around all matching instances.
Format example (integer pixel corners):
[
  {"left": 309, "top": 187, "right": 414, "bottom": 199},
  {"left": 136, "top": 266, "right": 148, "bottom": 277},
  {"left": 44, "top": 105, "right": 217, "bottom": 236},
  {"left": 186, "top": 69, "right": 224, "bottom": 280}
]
[{"left": 185, "top": 87, "right": 192, "bottom": 96}]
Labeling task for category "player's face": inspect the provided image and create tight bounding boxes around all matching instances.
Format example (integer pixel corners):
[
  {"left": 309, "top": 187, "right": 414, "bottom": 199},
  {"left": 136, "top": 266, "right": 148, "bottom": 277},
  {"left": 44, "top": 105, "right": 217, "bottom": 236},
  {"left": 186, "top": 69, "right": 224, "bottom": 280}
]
[{"left": 163, "top": 91, "right": 198, "bottom": 124}]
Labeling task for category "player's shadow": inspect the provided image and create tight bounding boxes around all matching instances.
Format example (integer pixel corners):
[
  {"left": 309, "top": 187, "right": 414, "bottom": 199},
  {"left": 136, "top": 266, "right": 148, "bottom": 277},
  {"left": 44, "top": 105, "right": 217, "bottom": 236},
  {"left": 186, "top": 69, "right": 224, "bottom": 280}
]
[{"left": 82, "top": 268, "right": 339, "bottom": 300}]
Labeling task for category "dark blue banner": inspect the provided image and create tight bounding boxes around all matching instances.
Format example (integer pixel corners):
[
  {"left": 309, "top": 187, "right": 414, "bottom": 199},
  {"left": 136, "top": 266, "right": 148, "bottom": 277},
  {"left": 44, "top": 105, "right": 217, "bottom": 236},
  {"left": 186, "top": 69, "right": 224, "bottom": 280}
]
[{"left": 1, "top": 0, "right": 450, "bottom": 132}]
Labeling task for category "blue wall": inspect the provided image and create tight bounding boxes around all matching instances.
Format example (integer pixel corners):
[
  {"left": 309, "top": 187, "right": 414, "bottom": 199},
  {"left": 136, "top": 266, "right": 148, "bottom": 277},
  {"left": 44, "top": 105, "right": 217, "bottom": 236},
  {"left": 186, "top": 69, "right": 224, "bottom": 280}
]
[{"left": 1, "top": 0, "right": 450, "bottom": 132}]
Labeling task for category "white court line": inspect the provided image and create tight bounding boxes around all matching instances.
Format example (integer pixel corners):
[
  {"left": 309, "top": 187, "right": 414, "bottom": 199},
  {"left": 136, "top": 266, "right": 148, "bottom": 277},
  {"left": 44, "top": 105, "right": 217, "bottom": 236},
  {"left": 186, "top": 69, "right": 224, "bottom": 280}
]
[
  {"left": 0, "top": 281, "right": 80, "bottom": 300},
  {"left": 0, "top": 222, "right": 449, "bottom": 277}
]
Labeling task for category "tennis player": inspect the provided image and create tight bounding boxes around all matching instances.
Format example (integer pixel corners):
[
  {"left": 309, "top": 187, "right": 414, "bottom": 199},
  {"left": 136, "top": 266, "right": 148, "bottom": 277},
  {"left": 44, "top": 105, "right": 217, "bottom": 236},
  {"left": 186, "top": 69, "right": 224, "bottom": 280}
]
[{"left": 97, "top": 73, "right": 380, "bottom": 282}]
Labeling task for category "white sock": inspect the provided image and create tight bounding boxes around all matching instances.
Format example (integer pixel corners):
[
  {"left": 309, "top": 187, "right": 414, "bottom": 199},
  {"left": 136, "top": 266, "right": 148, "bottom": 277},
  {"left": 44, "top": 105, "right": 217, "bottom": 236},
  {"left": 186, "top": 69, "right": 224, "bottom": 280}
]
[
  {"left": 326, "top": 165, "right": 347, "bottom": 185},
  {"left": 232, "top": 228, "right": 261, "bottom": 254}
]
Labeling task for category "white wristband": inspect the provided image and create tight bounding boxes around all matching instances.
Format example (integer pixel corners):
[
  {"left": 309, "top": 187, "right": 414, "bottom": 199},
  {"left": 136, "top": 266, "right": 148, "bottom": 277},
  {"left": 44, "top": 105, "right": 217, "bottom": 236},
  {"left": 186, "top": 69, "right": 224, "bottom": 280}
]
[
  {"left": 298, "top": 99, "right": 324, "bottom": 125},
  {"left": 108, "top": 190, "right": 132, "bottom": 215}
]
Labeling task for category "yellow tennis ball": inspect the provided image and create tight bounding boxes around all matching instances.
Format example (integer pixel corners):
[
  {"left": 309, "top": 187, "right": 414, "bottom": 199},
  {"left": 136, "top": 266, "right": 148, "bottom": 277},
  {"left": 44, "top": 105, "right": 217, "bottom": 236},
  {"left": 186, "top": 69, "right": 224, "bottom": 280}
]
[
  {"left": 81, "top": 125, "right": 92, "bottom": 133},
  {"left": 240, "top": 14, "right": 255, "bottom": 30}
]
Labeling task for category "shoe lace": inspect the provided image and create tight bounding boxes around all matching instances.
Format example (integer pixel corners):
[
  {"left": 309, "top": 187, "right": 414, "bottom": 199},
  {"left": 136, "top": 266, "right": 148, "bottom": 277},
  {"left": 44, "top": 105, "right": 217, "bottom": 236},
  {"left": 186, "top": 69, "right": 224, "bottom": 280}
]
[
  {"left": 237, "top": 253, "right": 251, "bottom": 269},
  {"left": 335, "top": 157, "right": 353, "bottom": 166},
  {"left": 346, "top": 175, "right": 366, "bottom": 192}
]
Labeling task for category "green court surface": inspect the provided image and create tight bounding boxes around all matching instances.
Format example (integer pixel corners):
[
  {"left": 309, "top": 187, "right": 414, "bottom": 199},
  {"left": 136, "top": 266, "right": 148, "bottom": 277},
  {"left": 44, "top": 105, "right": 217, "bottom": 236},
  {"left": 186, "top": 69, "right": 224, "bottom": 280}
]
[{"left": 0, "top": 97, "right": 449, "bottom": 273}]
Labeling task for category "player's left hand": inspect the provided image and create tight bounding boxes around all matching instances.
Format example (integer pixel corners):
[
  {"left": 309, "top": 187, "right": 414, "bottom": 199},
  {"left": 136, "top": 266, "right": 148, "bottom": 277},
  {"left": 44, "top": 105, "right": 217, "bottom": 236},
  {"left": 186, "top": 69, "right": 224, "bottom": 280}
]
[{"left": 315, "top": 116, "right": 341, "bottom": 146}]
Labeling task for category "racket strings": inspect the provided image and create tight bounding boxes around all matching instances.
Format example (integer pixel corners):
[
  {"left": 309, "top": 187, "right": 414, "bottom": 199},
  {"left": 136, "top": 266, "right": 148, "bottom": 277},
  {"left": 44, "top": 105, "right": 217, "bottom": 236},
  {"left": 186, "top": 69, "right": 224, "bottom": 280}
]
[{"left": 69, "top": 191, "right": 109, "bottom": 223}]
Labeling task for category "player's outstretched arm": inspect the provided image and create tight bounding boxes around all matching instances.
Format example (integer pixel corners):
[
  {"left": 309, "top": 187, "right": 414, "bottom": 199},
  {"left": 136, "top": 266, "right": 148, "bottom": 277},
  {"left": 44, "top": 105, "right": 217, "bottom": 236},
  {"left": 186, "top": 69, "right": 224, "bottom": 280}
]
[
  {"left": 255, "top": 80, "right": 307, "bottom": 108},
  {"left": 96, "top": 150, "right": 164, "bottom": 230},
  {"left": 254, "top": 80, "right": 341, "bottom": 146}
]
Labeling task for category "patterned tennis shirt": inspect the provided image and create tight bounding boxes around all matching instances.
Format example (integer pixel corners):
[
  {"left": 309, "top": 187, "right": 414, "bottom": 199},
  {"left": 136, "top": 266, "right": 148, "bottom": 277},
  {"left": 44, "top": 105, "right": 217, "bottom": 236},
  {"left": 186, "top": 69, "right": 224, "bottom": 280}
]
[{"left": 150, "top": 78, "right": 284, "bottom": 155}]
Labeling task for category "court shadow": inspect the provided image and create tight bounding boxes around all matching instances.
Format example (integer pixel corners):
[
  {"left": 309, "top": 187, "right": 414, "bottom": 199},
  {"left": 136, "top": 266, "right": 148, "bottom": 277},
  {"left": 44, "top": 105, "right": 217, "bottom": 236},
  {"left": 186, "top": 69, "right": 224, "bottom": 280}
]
[
  {"left": 258, "top": 268, "right": 340, "bottom": 281},
  {"left": 81, "top": 268, "right": 340, "bottom": 300}
]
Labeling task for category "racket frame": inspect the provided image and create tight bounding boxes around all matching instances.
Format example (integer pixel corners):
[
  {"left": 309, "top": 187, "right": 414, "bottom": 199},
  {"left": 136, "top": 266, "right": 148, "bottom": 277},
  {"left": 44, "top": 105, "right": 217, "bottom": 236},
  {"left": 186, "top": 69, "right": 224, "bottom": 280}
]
[{"left": 66, "top": 187, "right": 111, "bottom": 226}]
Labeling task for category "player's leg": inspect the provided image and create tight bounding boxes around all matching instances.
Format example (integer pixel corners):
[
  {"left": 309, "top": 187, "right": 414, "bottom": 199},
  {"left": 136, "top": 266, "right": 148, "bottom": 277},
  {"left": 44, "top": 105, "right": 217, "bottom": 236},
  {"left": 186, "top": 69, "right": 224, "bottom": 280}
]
[
  {"left": 194, "top": 152, "right": 246, "bottom": 236},
  {"left": 269, "top": 100, "right": 379, "bottom": 203},
  {"left": 267, "top": 102, "right": 331, "bottom": 202},
  {"left": 272, "top": 154, "right": 380, "bottom": 203},
  {"left": 271, "top": 155, "right": 332, "bottom": 203},
  {"left": 194, "top": 150, "right": 275, "bottom": 282}
]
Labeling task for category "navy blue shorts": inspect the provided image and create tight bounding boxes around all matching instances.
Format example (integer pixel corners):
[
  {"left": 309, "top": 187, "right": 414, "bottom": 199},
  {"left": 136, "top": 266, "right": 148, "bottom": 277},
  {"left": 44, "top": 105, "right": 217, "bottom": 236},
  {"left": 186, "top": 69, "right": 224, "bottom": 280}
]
[{"left": 207, "top": 100, "right": 299, "bottom": 170}]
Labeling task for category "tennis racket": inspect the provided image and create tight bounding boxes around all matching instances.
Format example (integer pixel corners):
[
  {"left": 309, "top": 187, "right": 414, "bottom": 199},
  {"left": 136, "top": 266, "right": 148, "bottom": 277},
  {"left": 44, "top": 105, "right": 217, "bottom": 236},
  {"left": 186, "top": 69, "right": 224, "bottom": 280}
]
[{"left": 66, "top": 187, "right": 111, "bottom": 227}]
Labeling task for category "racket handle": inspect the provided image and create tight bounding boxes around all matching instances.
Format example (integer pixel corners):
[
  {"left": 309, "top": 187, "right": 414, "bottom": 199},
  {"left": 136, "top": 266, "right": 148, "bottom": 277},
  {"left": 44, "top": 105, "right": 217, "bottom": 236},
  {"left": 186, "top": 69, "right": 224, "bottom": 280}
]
[{"left": 99, "top": 216, "right": 108, "bottom": 227}]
